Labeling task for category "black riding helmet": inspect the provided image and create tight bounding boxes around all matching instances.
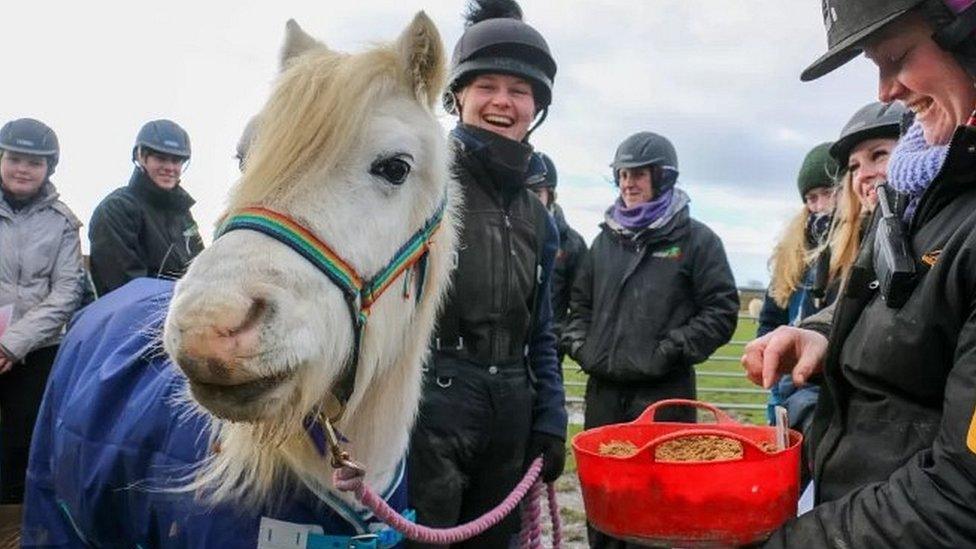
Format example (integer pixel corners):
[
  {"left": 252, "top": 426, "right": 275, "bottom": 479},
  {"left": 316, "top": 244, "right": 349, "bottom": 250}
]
[
  {"left": 526, "top": 151, "right": 557, "bottom": 190},
  {"left": 132, "top": 119, "right": 191, "bottom": 163},
  {"left": 830, "top": 101, "right": 910, "bottom": 168},
  {"left": 802, "top": 0, "right": 976, "bottom": 81},
  {"left": 0, "top": 118, "right": 60, "bottom": 175},
  {"left": 445, "top": 0, "right": 557, "bottom": 128},
  {"left": 610, "top": 132, "right": 679, "bottom": 195}
]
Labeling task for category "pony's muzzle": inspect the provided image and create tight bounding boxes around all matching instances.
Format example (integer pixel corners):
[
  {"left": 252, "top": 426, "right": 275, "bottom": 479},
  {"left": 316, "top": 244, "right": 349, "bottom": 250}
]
[{"left": 172, "top": 297, "right": 269, "bottom": 386}]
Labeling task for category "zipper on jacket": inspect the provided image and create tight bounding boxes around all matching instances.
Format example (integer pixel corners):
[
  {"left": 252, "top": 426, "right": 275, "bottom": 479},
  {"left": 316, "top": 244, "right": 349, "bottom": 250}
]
[
  {"left": 607, "top": 239, "right": 665, "bottom": 372},
  {"left": 493, "top": 212, "right": 514, "bottom": 361}
]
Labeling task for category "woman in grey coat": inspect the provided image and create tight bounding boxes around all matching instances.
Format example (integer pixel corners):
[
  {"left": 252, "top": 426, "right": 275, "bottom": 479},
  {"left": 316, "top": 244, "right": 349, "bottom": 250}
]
[{"left": 0, "top": 118, "right": 84, "bottom": 503}]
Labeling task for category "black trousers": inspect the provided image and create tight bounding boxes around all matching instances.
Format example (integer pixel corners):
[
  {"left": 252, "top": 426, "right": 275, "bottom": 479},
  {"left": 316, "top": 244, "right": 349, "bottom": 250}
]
[
  {"left": 0, "top": 345, "right": 58, "bottom": 504},
  {"left": 584, "top": 368, "right": 696, "bottom": 549},
  {"left": 408, "top": 360, "right": 533, "bottom": 548}
]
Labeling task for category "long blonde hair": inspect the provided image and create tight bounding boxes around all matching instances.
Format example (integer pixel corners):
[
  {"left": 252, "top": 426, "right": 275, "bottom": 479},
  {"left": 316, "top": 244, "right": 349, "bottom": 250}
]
[
  {"left": 826, "top": 169, "right": 869, "bottom": 283},
  {"left": 769, "top": 206, "right": 820, "bottom": 308}
]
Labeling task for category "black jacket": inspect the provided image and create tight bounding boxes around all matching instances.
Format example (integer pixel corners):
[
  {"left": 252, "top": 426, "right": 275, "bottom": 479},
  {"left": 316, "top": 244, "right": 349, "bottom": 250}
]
[
  {"left": 88, "top": 169, "right": 203, "bottom": 296},
  {"left": 430, "top": 126, "right": 566, "bottom": 439},
  {"left": 550, "top": 203, "right": 587, "bottom": 347},
  {"left": 563, "top": 193, "right": 738, "bottom": 382},
  {"left": 766, "top": 125, "right": 976, "bottom": 547}
]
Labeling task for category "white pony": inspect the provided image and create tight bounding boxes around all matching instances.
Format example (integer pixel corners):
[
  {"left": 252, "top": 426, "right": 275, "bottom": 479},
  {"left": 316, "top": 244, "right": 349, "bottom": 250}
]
[
  {"left": 164, "top": 13, "right": 459, "bottom": 509},
  {"left": 21, "top": 13, "right": 458, "bottom": 546}
]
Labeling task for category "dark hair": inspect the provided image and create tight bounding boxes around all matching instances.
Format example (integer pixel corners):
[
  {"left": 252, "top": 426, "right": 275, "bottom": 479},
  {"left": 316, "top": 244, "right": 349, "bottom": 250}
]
[
  {"left": 463, "top": 0, "right": 523, "bottom": 26},
  {"left": 920, "top": 0, "right": 976, "bottom": 78}
]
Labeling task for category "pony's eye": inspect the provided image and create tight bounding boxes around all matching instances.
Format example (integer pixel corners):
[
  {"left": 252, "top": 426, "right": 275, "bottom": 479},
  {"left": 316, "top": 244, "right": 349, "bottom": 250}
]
[{"left": 370, "top": 157, "right": 411, "bottom": 185}]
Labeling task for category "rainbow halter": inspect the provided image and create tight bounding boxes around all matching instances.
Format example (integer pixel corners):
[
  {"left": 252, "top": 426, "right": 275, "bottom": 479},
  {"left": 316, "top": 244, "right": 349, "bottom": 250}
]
[{"left": 216, "top": 197, "right": 446, "bottom": 415}]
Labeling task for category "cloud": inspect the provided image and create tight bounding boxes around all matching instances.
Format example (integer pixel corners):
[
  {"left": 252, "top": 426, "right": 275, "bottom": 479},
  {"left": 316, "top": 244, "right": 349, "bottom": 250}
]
[{"left": 0, "top": 0, "right": 881, "bottom": 288}]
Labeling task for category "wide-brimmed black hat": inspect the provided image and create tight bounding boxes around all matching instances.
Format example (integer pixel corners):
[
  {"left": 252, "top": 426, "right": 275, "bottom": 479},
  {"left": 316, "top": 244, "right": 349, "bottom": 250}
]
[{"left": 801, "top": 0, "right": 924, "bottom": 81}]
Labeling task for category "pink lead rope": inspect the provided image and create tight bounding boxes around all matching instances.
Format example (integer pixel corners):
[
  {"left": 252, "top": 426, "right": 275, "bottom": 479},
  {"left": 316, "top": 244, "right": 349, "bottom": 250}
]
[{"left": 332, "top": 457, "right": 562, "bottom": 547}]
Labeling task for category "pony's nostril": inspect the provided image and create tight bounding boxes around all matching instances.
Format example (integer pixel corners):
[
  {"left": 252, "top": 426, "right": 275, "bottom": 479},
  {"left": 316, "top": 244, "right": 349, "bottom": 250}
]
[
  {"left": 205, "top": 357, "right": 233, "bottom": 381},
  {"left": 225, "top": 298, "right": 267, "bottom": 337},
  {"left": 174, "top": 297, "right": 269, "bottom": 384}
]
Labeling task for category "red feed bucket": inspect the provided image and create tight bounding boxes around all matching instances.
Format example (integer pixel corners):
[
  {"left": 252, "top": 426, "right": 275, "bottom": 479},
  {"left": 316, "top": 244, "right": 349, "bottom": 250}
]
[{"left": 573, "top": 399, "right": 801, "bottom": 547}]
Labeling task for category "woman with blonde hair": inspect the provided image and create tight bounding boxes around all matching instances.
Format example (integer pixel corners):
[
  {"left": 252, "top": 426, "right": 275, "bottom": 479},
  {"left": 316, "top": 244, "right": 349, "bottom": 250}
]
[
  {"left": 758, "top": 143, "right": 838, "bottom": 454},
  {"left": 824, "top": 101, "right": 907, "bottom": 285},
  {"left": 759, "top": 143, "right": 838, "bottom": 337}
]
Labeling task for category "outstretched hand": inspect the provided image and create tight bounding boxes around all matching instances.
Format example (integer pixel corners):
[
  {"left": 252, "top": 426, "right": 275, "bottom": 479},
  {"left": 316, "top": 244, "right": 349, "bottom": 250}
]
[
  {"left": 740, "top": 326, "right": 828, "bottom": 389},
  {"left": 0, "top": 351, "right": 12, "bottom": 375}
]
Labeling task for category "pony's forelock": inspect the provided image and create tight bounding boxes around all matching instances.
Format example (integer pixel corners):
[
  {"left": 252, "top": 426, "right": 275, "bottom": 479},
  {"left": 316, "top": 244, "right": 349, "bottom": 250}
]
[{"left": 229, "top": 45, "right": 405, "bottom": 211}]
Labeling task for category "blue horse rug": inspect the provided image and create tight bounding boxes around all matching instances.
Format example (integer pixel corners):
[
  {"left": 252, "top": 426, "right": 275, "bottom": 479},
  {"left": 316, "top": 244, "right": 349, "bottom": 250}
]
[{"left": 22, "top": 278, "right": 407, "bottom": 548}]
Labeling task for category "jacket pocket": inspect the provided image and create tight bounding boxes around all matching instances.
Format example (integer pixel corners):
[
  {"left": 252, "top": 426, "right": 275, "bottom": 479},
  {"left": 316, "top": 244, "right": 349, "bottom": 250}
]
[
  {"left": 575, "top": 338, "right": 602, "bottom": 376},
  {"left": 605, "top": 340, "right": 676, "bottom": 382}
]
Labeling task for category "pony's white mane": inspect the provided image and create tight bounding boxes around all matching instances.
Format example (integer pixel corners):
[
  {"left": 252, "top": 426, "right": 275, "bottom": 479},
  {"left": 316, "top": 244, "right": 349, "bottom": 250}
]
[{"left": 164, "top": 13, "right": 458, "bottom": 510}]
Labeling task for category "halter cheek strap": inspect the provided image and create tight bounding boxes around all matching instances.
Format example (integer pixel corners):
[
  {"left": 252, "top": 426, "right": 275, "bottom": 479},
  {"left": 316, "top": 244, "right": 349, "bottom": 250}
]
[{"left": 216, "top": 197, "right": 446, "bottom": 414}]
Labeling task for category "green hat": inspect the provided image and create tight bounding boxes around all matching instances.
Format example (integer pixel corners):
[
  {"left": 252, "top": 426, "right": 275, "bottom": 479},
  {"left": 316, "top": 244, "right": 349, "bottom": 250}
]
[{"left": 797, "top": 142, "right": 839, "bottom": 201}]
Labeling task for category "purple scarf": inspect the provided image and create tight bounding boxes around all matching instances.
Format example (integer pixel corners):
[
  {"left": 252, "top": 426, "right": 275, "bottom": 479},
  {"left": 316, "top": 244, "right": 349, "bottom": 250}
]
[
  {"left": 886, "top": 120, "right": 950, "bottom": 221},
  {"left": 611, "top": 189, "right": 674, "bottom": 231}
]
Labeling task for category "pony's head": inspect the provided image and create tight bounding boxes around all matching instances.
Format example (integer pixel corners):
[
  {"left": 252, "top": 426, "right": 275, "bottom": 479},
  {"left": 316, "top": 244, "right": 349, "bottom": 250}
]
[{"left": 163, "top": 13, "right": 457, "bottom": 503}]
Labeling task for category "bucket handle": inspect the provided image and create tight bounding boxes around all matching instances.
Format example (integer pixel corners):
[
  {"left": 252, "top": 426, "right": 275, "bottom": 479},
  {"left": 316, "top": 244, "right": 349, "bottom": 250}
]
[
  {"left": 634, "top": 399, "right": 737, "bottom": 425},
  {"left": 643, "top": 427, "right": 771, "bottom": 462}
]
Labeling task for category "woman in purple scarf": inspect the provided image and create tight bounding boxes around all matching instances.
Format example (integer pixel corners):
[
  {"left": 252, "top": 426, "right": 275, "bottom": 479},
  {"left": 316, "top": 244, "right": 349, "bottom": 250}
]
[{"left": 563, "top": 131, "right": 739, "bottom": 548}]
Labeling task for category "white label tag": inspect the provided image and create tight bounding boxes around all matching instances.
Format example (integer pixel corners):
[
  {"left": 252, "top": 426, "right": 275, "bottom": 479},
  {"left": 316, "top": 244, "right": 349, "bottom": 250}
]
[{"left": 256, "top": 517, "right": 325, "bottom": 549}]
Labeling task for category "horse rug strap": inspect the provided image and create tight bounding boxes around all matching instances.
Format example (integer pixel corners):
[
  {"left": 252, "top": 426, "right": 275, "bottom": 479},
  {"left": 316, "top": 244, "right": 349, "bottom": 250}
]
[{"left": 216, "top": 198, "right": 446, "bottom": 408}]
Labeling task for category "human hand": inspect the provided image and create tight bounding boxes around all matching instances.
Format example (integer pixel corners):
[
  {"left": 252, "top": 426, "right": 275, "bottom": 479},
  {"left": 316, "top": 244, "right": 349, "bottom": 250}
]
[
  {"left": 0, "top": 352, "right": 13, "bottom": 375},
  {"left": 740, "top": 326, "right": 828, "bottom": 389},
  {"left": 568, "top": 340, "right": 584, "bottom": 361},
  {"left": 525, "top": 432, "right": 566, "bottom": 483}
]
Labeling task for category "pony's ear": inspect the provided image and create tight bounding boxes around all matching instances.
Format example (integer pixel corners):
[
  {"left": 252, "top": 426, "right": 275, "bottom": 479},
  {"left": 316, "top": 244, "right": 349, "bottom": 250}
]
[
  {"left": 396, "top": 11, "right": 446, "bottom": 109},
  {"left": 280, "top": 19, "right": 324, "bottom": 71}
]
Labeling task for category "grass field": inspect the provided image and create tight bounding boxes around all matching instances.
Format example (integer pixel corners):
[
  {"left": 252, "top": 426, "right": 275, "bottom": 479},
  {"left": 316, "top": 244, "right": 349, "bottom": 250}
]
[{"left": 562, "top": 317, "right": 766, "bottom": 472}]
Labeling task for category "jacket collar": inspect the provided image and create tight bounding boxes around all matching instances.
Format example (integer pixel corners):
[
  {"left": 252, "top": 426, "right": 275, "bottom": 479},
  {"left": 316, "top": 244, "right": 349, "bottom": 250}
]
[
  {"left": 128, "top": 168, "right": 195, "bottom": 211},
  {"left": 602, "top": 188, "right": 691, "bottom": 244},
  {"left": 451, "top": 124, "right": 534, "bottom": 204},
  {"left": 0, "top": 181, "right": 58, "bottom": 218},
  {"left": 910, "top": 124, "right": 976, "bottom": 233}
]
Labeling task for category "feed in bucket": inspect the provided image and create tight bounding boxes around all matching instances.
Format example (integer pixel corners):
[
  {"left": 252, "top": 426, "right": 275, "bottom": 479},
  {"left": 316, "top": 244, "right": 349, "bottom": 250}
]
[{"left": 573, "top": 399, "right": 803, "bottom": 546}]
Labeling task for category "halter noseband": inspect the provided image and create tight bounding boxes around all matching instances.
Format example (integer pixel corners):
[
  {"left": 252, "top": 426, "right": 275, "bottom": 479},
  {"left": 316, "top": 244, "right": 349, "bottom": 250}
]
[{"left": 216, "top": 197, "right": 446, "bottom": 421}]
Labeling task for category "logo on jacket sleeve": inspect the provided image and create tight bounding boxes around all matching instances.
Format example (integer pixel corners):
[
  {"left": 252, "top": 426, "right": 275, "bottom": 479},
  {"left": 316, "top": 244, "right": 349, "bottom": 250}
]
[
  {"left": 968, "top": 404, "right": 976, "bottom": 455},
  {"left": 652, "top": 245, "right": 683, "bottom": 260},
  {"left": 921, "top": 249, "right": 941, "bottom": 267}
]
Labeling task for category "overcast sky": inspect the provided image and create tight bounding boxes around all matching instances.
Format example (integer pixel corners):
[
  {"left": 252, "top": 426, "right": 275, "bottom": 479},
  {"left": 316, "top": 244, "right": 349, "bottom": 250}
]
[{"left": 0, "top": 0, "right": 882, "bottom": 287}]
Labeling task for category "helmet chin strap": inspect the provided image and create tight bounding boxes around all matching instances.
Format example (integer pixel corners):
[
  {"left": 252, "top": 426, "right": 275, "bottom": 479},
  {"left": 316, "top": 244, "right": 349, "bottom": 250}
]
[
  {"left": 930, "top": 0, "right": 976, "bottom": 78},
  {"left": 934, "top": 0, "right": 976, "bottom": 49},
  {"left": 523, "top": 107, "right": 549, "bottom": 141},
  {"left": 132, "top": 146, "right": 192, "bottom": 180}
]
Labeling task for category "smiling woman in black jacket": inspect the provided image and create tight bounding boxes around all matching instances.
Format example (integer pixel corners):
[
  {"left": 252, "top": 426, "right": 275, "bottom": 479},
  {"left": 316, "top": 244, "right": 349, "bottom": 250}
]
[
  {"left": 742, "top": 0, "right": 976, "bottom": 545},
  {"left": 564, "top": 132, "right": 739, "bottom": 425},
  {"left": 88, "top": 119, "right": 203, "bottom": 297},
  {"left": 565, "top": 131, "right": 738, "bottom": 547}
]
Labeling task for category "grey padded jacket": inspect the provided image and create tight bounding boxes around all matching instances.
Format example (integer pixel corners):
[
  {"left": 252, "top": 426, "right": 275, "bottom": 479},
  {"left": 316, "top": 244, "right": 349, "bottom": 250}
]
[{"left": 0, "top": 182, "right": 85, "bottom": 360}]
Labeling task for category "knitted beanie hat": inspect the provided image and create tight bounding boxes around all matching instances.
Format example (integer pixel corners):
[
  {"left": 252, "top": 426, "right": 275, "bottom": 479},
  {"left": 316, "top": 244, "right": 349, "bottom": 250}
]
[{"left": 797, "top": 142, "right": 839, "bottom": 201}]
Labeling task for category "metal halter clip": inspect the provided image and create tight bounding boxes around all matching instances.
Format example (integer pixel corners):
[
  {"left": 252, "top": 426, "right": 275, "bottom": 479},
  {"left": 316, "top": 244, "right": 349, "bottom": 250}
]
[
  {"left": 347, "top": 533, "right": 379, "bottom": 548},
  {"left": 321, "top": 416, "right": 366, "bottom": 474}
]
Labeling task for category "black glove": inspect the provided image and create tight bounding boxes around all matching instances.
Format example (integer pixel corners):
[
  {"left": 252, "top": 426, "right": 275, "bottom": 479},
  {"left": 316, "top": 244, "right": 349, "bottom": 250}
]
[{"left": 525, "top": 431, "right": 566, "bottom": 483}]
